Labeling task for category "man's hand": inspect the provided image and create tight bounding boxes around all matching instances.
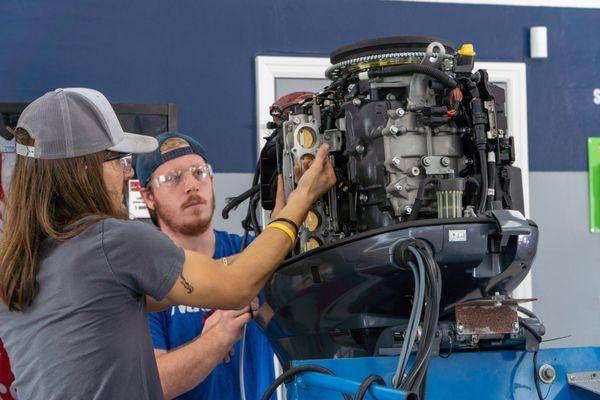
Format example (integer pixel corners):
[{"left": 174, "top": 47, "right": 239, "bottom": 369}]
[
  {"left": 153, "top": 300, "right": 259, "bottom": 399},
  {"left": 201, "top": 299, "right": 259, "bottom": 363}
]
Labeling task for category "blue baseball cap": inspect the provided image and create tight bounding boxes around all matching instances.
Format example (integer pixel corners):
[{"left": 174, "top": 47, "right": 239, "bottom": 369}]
[{"left": 135, "top": 131, "right": 208, "bottom": 188}]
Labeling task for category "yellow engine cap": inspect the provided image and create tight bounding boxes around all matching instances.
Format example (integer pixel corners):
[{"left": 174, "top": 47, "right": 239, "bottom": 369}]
[{"left": 458, "top": 44, "right": 476, "bottom": 57}]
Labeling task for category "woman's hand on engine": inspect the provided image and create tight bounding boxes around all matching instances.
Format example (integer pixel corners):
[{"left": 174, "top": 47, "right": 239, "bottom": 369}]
[{"left": 294, "top": 144, "right": 336, "bottom": 203}]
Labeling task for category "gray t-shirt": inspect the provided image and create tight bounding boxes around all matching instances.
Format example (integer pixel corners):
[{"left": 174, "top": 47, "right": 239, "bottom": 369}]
[{"left": 0, "top": 218, "right": 185, "bottom": 400}]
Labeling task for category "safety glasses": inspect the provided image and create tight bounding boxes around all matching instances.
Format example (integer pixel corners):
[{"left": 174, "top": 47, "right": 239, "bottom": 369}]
[
  {"left": 147, "top": 164, "right": 213, "bottom": 189},
  {"left": 103, "top": 153, "right": 133, "bottom": 174}
]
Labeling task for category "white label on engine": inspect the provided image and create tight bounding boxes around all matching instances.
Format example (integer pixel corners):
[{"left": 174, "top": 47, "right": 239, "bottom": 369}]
[{"left": 449, "top": 230, "right": 467, "bottom": 242}]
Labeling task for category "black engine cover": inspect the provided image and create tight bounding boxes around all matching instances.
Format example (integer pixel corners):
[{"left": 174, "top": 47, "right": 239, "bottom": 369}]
[{"left": 257, "top": 218, "right": 538, "bottom": 362}]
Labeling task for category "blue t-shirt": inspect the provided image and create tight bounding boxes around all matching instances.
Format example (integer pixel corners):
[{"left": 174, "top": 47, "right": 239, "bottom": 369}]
[{"left": 148, "top": 230, "right": 275, "bottom": 400}]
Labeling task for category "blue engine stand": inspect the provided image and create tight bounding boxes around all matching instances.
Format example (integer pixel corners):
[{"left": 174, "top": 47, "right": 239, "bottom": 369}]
[{"left": 286, "top": 347, "right": 600, "bottom": 399}]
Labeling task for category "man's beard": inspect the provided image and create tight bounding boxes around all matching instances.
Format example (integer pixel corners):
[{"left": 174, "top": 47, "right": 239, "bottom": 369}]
[{"left": 155, "top": 193, "right": 216, "bottom": 236}]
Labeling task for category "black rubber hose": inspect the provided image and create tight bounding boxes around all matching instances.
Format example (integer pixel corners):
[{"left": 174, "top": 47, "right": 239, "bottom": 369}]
[
  {"left": 407, "top": 178, "right": 436, "bottom": 221},
  {"left": 417, "top": 371, "right": 428, "bottom": 399},
  {"left": 465, "top": 176, "right": 481, "bottom": 209},
  {"left": 224, "top": 158, "right": 262, "bottom": 220},
  {"left": 354, "top": 375, "right": 386, "bottom": 400},
  {"left": 237, "top": 158, "right": 265, "bottom": 242},
  {"left": 517, "top": 306, "right": 538, "bottom": 320},
  {"left": 364, "top": 64, "right": 457, "bottom": 89},
  {"left": 222, "top": 184, "right": 261, "bottom": 219},
  {"left": 396, "top": 243, "right": 440, "bottom": 393},
  {"left": 391, "top": 242, "right": 425, "bottom": 388},
  {"left": 241, "top": 229, "right": 249, "bottom": 250},
  {"left": 533, "top": 351, "right": 544, "bottom": 400},
  {"left": 260, "top": 365, "right": 352, "bottom": 400},
  {"left": 521, "top": 307, "right": 544, "bottom": 399},
  {"left": 402, "top": 244, "right": 441, "bottom": 392},
  {"left": 467, "top": 95, "right": 489, "bottom": 215},
  {"left": 249, "top": 195, "right": 262, "bottom": 235}
]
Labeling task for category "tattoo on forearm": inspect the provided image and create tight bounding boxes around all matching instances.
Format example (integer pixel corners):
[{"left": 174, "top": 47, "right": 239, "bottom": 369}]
[{"left": 179, "top": 272, "right": 194, "bottom": 294}]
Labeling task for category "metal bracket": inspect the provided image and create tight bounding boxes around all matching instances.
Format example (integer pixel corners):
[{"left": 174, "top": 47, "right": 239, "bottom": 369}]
[
  {"left": 322, "top": 129, "right": 344, "bottom": 152},
  {"left": 421, "top": 41, "right": 446, "bottom": 68},
  {"left": 567, "top": 371, "right": 600, "bottom": 394},
  {"left": 491, "top": 209, "right": 531, "bottom": 246},
  {"left": 484, "top": 100, "right": 499, "bottom": 139},
  {"left": 455, "top": 297, "right": 535, "bottom": 336}
]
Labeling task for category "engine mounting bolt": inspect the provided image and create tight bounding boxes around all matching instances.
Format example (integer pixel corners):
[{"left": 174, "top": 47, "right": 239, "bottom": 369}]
[
  {"left": 512, "top": 321, "right": 520, "bottom": 332},
  {"left": 352, "top": 98, "right": 362, "bottom": 106},
  {"left": 293, "top": 117, "right": 300, "bottom": 124},
  {"left": 389, "top": 125, "right": 400, "bottom": 135},
  {"left": 539, "top": 364, "right": 557, "bottom": 384},
  {"left": 391, "top": 157, "right": 402, "bottom": 168},
  {"left": 403, "top": 205, "right": 413, "bottom": 215},
  {"left": 355, "top": 144, "right": 365, "bottom": 154},
  {"left": 394, "top": 183, "right": 403, "bottom": 193},
  {"left": 441, "top": 157, "right": 451, "bottom": 167},
  {"left": 396, "top": 108, "right": 405, "bottom": 117},
  {"left": 422, "top": 157, "right": 432, "bottom": 166},
  {"left": 359, "top": 193, "right": 368, "bottom": 204},
  {"left": 410, "top": 167, "right": 421, "bottom": 176}
]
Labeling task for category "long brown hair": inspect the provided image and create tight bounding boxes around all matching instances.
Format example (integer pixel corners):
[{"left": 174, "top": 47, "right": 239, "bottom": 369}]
[{"left": 0, "top": 128, "right": 128, "bottom": 311}]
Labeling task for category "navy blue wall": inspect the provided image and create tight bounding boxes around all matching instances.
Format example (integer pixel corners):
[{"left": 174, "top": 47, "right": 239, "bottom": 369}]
[{"left": 1, "top": 0, "right": 599, "bottom": 172}]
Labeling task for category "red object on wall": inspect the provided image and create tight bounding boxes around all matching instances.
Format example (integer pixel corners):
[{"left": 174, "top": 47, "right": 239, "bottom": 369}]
[{"left": 0, "top": 339, "right": 14, "bottom": 400}]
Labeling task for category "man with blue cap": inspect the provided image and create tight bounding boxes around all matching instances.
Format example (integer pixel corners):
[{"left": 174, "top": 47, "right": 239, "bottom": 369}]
[{"left": 136, "top": 132, "right": 275, "bottom": 400}]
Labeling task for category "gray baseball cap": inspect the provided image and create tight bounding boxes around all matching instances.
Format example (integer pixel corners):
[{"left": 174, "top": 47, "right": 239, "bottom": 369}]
[{"left": 15, "top": 88, "right": 158, "bottom": 159}]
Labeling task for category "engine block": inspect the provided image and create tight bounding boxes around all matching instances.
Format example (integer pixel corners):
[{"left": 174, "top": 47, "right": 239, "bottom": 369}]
[{"left": 261, "top": 36, "right": 523, "bottom": 256}]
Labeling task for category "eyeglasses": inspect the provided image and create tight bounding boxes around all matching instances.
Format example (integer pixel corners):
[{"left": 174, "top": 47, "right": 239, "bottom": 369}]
[
  {"left": 148, "top": 164, "right": 213, "bottom": 189},
  {"left": 103, "top": 153, "right": 133, "bottom": 174}
]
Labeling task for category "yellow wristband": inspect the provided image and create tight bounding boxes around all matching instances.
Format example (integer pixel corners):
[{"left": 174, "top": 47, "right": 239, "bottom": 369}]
[{"left": 267, "top": 222, "right": 297, "bottom": 246}]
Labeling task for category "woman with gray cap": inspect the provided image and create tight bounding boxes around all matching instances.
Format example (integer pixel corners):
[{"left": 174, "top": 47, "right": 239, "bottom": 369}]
[{"left": 0, "top": 88, "right": 336, "bottom": 399}]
